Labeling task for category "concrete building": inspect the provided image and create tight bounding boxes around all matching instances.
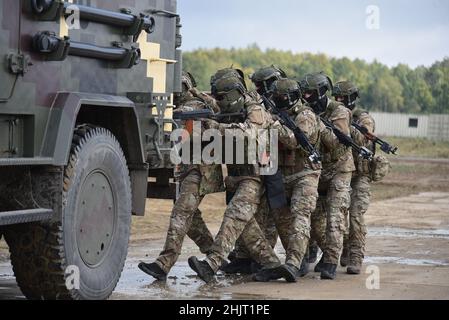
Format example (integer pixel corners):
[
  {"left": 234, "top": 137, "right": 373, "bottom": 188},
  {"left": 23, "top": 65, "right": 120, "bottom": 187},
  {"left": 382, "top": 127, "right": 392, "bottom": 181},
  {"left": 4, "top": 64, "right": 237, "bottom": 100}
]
[{"left": 370, "top": 112, "right": 449, "bottom": 141}]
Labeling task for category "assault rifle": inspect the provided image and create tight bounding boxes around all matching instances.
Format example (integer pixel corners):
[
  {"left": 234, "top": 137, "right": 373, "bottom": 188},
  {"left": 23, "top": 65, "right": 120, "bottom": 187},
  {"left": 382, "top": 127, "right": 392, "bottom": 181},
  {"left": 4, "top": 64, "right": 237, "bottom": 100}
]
[
  {"left": 320, "top": 117, "right": 373, "bottom": 160},
  {"left": 173, "top": 109, "right": 245, "bottom": 121},
  {"left": 261, "top": 95, "right": 321, "bottom": 166},
  {"left": 352, "top": 122, "right": 398, "bottom": 155}
]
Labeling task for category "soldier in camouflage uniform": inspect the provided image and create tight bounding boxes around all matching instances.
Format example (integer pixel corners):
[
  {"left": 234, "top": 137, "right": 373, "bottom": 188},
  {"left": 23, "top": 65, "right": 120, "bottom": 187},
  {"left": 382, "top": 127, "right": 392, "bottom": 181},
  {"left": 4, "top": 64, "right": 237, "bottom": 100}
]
[
  {"left": 139, "top": 72, "right": 224, "bottom": 281},
  {"left": 333, "top": 81, "right": 375, "bottom": 275},
  {"left": 253, "top": 78, "right": 323, "bottom": 280},
  {"left": 223, "top": 66, "right": 288, "bottom": 274},
  {"left": 188, "top": 74, "right": 296, "bottom": 283},
  {"left": 250, "top": 65, "right": 288, "bottom": 96},
  {"left": 301, "top": 72, "right": 355, "bottom": 280}
]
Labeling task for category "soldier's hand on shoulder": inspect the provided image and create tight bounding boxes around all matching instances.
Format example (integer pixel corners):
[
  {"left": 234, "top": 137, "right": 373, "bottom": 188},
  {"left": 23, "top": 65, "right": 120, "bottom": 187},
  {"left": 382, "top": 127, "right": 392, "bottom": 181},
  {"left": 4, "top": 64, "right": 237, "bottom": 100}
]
[
  {"left": 189, "top": 87, "right": 202, "bottom": 97},
  {"left": 202, "top": 118, "right": 220, "bottom": 130}
]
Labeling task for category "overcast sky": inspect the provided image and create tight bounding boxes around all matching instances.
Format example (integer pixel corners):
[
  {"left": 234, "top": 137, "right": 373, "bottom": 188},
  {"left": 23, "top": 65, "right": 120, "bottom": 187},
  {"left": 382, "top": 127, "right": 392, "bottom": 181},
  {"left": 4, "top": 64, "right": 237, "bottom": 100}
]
[{"left": 178, "top": 0, "right": 449, "bottom": 68}]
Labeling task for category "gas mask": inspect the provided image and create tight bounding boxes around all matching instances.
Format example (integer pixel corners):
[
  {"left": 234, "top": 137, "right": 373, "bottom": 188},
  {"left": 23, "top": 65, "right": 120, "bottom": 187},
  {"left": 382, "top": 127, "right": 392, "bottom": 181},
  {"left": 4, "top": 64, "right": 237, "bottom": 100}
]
[
  {"left": 215, "top": 89, "right": 245, "bottom": 115},
  {"left": 304, "top": 89, "right": 328, "bottom": 114},
  {"left": 336, "top": 93, "right": 358, "bottom": 110},
  {"left": 272, "top": 94, "right": 292, "bottom": 110}
]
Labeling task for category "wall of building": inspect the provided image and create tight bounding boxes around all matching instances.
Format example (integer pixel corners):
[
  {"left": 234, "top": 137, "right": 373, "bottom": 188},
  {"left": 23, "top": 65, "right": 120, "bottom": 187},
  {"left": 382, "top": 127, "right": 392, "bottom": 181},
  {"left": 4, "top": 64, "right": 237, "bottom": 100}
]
[
  {"left": 368, "top": 112, "right": 449, "bottom": 141},
  {"left": 370, "top": 112, "right": 429, "bottom": 138},
  {"left": 428, "top": 114, "right": 449, "bottom": 141}
]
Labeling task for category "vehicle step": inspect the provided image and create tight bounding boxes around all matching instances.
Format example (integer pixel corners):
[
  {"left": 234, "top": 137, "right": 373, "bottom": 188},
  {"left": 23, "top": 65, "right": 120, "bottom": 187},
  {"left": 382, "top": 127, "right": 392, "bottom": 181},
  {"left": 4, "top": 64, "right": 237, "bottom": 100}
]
[
  {"left": 0, "top": 208, "right": 53, "bottom": 226},
  {"left": 0, "top": 157, "right": 53, "bottom": 166}
]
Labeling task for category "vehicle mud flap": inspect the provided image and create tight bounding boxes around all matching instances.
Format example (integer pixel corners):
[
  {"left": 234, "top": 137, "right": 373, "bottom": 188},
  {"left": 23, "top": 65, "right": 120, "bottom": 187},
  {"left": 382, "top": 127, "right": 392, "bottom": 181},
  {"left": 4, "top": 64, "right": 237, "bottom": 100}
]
[{"left": 264, "top": 169, "right": 288, "bottom": 210}]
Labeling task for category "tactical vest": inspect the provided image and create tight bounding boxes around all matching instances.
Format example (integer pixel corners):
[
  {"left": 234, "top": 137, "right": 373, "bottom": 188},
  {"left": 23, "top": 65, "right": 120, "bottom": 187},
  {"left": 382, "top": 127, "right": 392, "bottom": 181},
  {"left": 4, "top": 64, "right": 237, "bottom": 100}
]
[
  {"left": 353, "top": 107, "right": 375, "bottom": 151},
  {"left": 279, "top": 103, "right": 321, "bottom": 176},
  {"left": 226, "top": 96, "right": 263, "bottom": 178},
  {"left": 352, "top": 107, "right": 376, "bottom": 175}
]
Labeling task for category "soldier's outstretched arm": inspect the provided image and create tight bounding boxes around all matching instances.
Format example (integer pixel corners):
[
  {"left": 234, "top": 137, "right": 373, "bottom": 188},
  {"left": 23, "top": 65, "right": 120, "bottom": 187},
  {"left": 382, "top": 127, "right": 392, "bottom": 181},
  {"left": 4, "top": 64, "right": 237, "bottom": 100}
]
[
  {"left": 353, "top": 113, "right": 375, "bottom": 146},
  {"left": 190, "top": 88, "right": 220, "bottom": 113}
]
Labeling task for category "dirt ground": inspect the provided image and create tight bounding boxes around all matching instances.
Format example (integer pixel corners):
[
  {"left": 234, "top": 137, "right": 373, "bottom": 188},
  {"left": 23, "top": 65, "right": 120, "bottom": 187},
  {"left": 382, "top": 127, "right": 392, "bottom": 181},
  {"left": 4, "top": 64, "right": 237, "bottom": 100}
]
[{"left": 1, "top": 157, "right": 449, "bottom": 300}]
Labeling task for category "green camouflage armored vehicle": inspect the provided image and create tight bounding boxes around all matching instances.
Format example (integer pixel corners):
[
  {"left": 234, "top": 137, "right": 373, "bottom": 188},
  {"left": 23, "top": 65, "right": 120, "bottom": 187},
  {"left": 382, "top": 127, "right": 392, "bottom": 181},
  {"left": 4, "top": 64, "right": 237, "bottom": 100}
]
[{"left": 0, "top": 0, "right": 182, "bottom": 299}]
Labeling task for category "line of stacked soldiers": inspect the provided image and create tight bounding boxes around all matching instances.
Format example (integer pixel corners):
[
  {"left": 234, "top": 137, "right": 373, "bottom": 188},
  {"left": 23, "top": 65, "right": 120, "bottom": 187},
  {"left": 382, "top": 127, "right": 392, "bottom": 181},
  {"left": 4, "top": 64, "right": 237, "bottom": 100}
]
[{"left": 139, "top": 66, "right": 392, "bottom": 283}]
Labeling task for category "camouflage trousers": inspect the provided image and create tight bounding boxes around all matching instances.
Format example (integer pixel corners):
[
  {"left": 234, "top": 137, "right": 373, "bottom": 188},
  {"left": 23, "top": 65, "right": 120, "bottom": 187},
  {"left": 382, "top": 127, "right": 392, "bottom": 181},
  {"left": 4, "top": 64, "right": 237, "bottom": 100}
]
[
  {"left": 156, "top": 170, "right": 214, "bottom": 274},
  {"left": 205, "top": 178, "right": 281, "bottom": 272},
  {"left": 231, "top": 195, "right": 278, "bottom": 260},
  {"left": 272, "top": 170, "right": 320, "bottom": 268},
  {"left": 310, "top": 171, "right": 352, "bottom": 265},
  {"left": 343, "top": 174, "right": 371, "bottom": 266},
  {"left": 231, "top": 170, "right": 320, "bottom": 268}
]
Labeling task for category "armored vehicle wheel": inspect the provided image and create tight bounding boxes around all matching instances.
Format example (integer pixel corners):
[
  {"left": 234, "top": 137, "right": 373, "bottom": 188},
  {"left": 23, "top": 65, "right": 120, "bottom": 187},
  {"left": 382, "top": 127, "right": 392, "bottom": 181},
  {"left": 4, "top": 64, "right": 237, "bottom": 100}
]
[{"left": 5, "top": 125, "right": 132, "bottom": 300}]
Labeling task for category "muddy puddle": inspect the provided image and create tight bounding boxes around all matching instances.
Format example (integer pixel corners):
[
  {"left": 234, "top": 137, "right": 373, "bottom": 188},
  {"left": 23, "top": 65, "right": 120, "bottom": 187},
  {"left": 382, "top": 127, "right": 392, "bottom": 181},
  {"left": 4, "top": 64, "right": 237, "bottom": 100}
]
[
  {"left": 113, "top": 259, "right": 268, "bottom": 300},
  {"left": 364, "top": 256, "right": 449, "bottom": 267},
  {"left": 368, "top": 227, "right": 449, "bottom": 239},
  {"left": 1, "top": 223, "right": 449, "bottom": 300}
]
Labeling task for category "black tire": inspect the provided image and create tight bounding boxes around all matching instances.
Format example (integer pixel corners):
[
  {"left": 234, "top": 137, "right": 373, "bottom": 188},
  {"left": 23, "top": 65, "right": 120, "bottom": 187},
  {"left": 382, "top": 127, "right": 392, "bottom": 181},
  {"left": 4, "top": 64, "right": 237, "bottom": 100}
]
[{"left": 5, "top": 125, "right": 132, "bottom": 300}]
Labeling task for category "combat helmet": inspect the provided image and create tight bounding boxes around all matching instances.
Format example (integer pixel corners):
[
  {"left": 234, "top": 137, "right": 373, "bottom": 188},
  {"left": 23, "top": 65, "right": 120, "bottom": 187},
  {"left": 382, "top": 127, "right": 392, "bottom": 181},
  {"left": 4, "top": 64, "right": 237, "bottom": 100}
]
[
  {"left": 270, "top": 79, "right": 302, "bottom": 110},
  {"left": 332, "top": 80, "right": 359, "bottom": 110},
  {"left": 211, "top": 68, "right": 247, "bottom": 91},
  {"left": 250, "top": 65, "right": 287, "bottom": 96},
  {"left": 175, "top": 71, "right": 198, "bottom": 105},
  {"left": 299, "top": 72, "right": 333, "bottom": 113},
  {"left": 212, "top": 75, "right": 247, "bottom": 115},
  {"left": 182, "top": 71, "right": 197, "bottom": 91}
]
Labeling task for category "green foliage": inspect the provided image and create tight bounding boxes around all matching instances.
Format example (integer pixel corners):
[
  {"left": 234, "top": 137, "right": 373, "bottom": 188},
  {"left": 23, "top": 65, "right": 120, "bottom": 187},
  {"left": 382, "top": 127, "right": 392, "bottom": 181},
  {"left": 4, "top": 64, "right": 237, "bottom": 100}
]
[
  {"left": 183, "top": 45, "right": 449, "bottom": 114},
  {"left": 384, "top": 137, "right": 449, "bottom": 159}
]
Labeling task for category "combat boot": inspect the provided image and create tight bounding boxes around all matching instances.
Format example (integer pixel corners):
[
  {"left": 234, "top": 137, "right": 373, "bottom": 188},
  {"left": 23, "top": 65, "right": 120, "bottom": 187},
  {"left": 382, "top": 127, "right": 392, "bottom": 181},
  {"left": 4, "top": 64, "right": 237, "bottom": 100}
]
[
  {"left": 347, "top": 262, "right": 362, "bottom": 275},
  {"left": 250, "top": 261, "right": 263, "bottom": 273},
  {"left": 298, "top": 258, "right": 309, "bottom": 277},
  {"left": 307, "top": 243, "right": 319, "bottom": 263},
  {"left": 220, "top": 258, "right": 253, "bottom": 274},
  {"left": 340, "top": 247, "right": 350, "bottom": 267},
  {"left": 138, "top": 262, "right": 167, "bottom": 281},
  {"left": 253, "top": 264, "right": 297, "bottom": 283},
  {"left": 320, "top": 263, "right": 337, "bottom": 280},
  {"left": 253, "top": 267, "right": 281, "bottom": 282},
  {"left": 227, "top": 251, "right": 237, "bottom": 262},
  {"left": 188, "top": 256, "right": 215, "bottom": 283},
  {"left": 314, "top": 257, "right": 325, "bottom": 273}
]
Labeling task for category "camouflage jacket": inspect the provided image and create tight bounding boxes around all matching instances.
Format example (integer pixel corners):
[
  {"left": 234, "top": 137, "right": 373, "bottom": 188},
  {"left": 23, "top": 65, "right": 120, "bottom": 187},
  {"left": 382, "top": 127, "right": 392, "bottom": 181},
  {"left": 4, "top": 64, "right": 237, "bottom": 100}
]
[
  {"left": 216, "top": 93, "right": 272, "bottom": 181},
  {"left": 271, "top": 102, "right": 322, "bottom": 179},
  {"left": 174, "top": 96, "right": 225, "bottom": 196},
  {"left": 189, "top": 87, "right": 220, "bottom": 113},
  {"left": 351, "top": 107, "right": 376, "bottom": 176},
  {"left": 319, "top": 99, "right": 356, "bottom": 177}
]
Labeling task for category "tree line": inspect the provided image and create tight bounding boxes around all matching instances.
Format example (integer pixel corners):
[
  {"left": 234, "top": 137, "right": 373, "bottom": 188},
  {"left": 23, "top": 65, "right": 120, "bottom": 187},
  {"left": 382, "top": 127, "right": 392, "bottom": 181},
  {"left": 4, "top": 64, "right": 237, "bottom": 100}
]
[{"left": 183, "top": 45, "right": 449, "bottom": 114}]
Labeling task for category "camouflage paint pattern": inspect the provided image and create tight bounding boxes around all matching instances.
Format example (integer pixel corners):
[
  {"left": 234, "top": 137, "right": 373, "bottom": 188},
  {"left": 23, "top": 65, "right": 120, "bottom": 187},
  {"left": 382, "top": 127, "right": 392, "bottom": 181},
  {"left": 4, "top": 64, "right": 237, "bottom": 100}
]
[{"left": 1, "top": 0, "right": 180, "bottom": 167}]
